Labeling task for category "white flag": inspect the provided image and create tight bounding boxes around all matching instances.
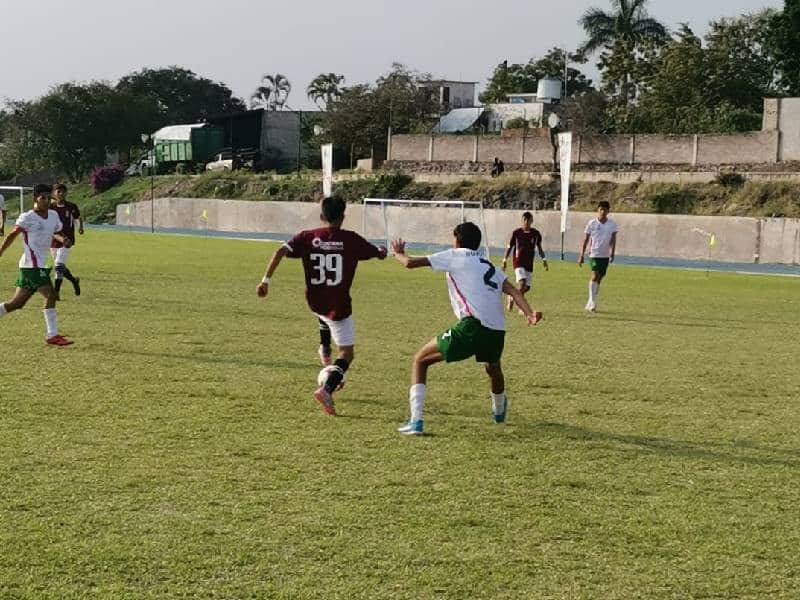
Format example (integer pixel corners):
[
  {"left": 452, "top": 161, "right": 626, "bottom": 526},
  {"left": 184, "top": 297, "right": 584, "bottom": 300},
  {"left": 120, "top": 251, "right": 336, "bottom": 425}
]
[
  {"left": 321, "top": 144, "right": 333, "bottom": 197},
  {"left": 558, "top": 132, "right": 572, "bottom": 234}
]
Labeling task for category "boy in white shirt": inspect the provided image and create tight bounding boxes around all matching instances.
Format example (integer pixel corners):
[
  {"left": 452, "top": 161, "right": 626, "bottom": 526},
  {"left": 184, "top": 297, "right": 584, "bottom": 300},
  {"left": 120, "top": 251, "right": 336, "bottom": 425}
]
[
  {"left": 392, "top": 222, "right": 543, "bottom": 435},
  {"left": 0, "top": 184, "right": 74, "bottom": 345},
  {"left": 578, "top": 201, "right": 619, "bottom": 312}
]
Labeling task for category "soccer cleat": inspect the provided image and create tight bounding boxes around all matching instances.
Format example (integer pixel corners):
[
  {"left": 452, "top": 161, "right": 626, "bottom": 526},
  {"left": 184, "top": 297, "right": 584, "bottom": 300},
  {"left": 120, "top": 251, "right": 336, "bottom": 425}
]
[
  {"left": 46, "top": 335, "right": 74, "bottom": 347},
  {"left": 585, "top": 302, "right": 596, "bottom": 313},
  {"left": 492, "top": 396, "right": 508, "bottom": 424},
  {"left": 73, "top": 277, "right": 81, "bottom": 297},
  {"left": 313, "top": 386, "right": 337, "bottom": 416},
  {"left": 397, "top": 420, "right": 424, "bottom": 435},
  {"left": 318, "top": 345, "right": 332, "bottom": 367}
]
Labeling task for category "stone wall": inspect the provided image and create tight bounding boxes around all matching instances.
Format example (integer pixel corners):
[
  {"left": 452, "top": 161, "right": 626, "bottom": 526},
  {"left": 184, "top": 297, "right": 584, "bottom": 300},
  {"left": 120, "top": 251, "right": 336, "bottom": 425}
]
[
  {"left": 117, "top": 198, "right": 800, "bottom": 265},
  {"left": 697, "top": 131, "right": 778, "bottom": 165}
]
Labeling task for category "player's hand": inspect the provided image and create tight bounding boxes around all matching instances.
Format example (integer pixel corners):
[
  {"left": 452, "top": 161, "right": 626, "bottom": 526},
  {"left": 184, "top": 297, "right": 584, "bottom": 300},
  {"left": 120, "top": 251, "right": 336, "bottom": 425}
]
[
  {"left": 79, "top": 228, "right": 84, "bottom": 236},
  {"left": 63, "top": 237, "right": 73, "bottom": 248},
  {"left": 526, "top": 311, "right": 543, "bottom": 326},
  {"left": 391, "top": 239, "right": 406, "bottom": 256},
  {"left": 610, "top": 255, "right": 615, "bottom": 263},
  {"left": 256, "top": 283, "right": 269, "bottom": 298},
  {"left": 543, "top": 259, "right": 549, "bottom": 272},
  {"left": 377, "top": 245, "right": 388, "bottom": 260},
  {"left": 578, "top": 255, "right": 584, "bottom": 267}
]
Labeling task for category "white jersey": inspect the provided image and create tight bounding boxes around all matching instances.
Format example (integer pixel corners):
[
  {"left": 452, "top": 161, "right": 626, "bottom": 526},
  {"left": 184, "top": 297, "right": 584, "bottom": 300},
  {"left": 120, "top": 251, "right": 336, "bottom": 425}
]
[
  {"left": 428, "top": 248, "right": 507, "bottom": 331},
  {"left": 15, "top": 210, "right": 62, "bottom": 269},
  {"left": 585, "top": 217, "right": 619, "bottom": 258}
]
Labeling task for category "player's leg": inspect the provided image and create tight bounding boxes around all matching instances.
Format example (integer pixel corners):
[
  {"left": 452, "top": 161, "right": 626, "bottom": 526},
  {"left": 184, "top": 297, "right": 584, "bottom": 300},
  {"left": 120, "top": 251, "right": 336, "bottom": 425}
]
[
  {"left": 50, "top": 249, "right": 63, "bottom": 300},
  {"left": 474, "top": 324, "right": 507, "bottom": 423},
  {"left": 398, "top": 338, "right": 442, "bottom": 435},
  {"left": 313, "top": 316, "right": 354, "bottom": 415},
  {"left": 485, "top": 362, "right": 508, "bottom": 423},
  {"left": 586, "top": 259, "right": 607, "bottom": 312},
  {"left": 38, "top": 282, "right": 72, "bottom": 345},
  {"left": 56, "top": 248, "right": 80, "bottom": 296},
  {"left": 317, "top": 318, "right": 332, "bottom": 366},
  {"left": 0, "top": 287, "right": 35, "bottom": 318}
]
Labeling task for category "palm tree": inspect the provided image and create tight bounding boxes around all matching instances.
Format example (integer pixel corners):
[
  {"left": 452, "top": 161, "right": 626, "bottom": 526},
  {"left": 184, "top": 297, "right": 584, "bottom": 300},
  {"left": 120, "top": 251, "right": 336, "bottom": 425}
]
[
  {"left": 579, "top": 0, "right": 667, "bottom": 103},
  {"left": 306, "top": 73, "right": 345, "bottom": 109},
  {"left": 251, "top": 74, "right": 292, "bottom": 110}
]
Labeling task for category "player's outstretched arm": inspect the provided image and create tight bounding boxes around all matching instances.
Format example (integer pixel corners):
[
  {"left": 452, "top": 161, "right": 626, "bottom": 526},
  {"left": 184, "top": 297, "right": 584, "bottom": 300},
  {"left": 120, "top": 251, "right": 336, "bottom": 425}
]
[
  {"left": 53, "top": 233, "right": 72, "bottom": 248},
  {"left": 578, "top": 234, "right": 590, "bottom": 266},
  {"left": 537, "top": 238, "right": 549, "bottom": 271},
  {"left": 502, "top": 237, "right": 514, "bottom": 271},
  {"left": 503, "top": 279, "right": 542, "bottom": 325},
  {"left": 610, "top": 232, "right": 618, "bottom": 262},
  {"left": 257, "top": 245, "right": 290, "bottom": 298},
  {"left": 391, "top": 239, "right": 430, "bottom": 269},
  {"left": 0, "top": 228, "right": 20, "bottom": 258}
]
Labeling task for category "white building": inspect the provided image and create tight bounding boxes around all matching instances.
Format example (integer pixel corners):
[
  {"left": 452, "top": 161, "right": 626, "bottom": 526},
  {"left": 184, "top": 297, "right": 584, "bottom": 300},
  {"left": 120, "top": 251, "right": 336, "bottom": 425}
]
[{"left": 420, "top": 80, "right": 477, "bottom": 112}]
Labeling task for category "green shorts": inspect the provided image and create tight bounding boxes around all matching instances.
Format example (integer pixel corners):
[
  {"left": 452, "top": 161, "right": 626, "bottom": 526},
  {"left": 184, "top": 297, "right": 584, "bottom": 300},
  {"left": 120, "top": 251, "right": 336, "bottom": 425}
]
[
  {"left": 590, "top": 257, "right": 610, "bottom": 277},
  {"left": 15, "top": 267, "right": 52, "bottom": 292},
  {"left": 436, "top": 317, "right": 505, "bottom": 364}
]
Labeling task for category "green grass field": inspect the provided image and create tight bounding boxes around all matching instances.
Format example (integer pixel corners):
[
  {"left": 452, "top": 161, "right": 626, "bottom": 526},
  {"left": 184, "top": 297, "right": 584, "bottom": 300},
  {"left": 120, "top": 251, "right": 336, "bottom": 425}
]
[{"left": 1, "top": 231, "right": 799, "bottom": 599}]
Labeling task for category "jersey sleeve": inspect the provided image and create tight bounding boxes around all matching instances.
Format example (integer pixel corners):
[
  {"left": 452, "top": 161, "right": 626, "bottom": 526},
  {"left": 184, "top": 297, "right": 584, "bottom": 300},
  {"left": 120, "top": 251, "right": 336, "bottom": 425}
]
[
  {"left": 611, "top": 220, "right": 619, "bottom": 233},
  {"left": 72, "top": 204, "right": 81, "bottom": 219},
  {"left": 584, "top": 220, "right": 594, "bottom": 235},
  {"left": 352, "top": 233, "right": 381, "bottom": 260},
  {"left": 284, "top": 231, "right": 309, "bottom": 258},
  {"left": 428, "top": 249, "right": 457, "bottom": 272},
  {"left": 15, "top": 212, "right": 33, "bottom": 231}
]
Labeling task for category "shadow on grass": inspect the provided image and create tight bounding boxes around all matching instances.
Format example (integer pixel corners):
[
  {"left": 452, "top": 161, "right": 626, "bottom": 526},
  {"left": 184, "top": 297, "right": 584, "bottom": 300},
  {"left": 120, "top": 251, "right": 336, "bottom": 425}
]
[
  {"left": 535, "top": 421, "right": 800, "bottom": 468},
  {"left": 560, "top": 312, "right": 750, "bottom": 330},
  {"left": 96, "top": 346, "right": 310, "bottom": 370}
]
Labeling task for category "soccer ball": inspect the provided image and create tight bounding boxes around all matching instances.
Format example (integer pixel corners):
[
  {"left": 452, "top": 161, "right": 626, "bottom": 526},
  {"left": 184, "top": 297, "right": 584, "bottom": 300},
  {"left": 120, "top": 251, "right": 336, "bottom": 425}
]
[{"left": 317, "top": 365, "right": 345, "bottom": 391}]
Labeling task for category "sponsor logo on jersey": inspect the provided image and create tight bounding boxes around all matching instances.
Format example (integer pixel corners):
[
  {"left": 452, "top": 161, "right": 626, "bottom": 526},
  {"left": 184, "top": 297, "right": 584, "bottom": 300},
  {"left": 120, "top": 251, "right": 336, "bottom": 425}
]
[{"left": 312, "top": 238, "right": 345, "bottom": 251}]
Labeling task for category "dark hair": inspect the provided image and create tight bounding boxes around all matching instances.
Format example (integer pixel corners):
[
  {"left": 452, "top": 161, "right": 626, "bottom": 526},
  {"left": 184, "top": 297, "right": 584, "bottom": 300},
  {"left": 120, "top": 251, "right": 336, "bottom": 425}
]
[
  {"left": 53, "top": 183, "right": 67, "bottom": 192},
  {"left": 598, "top": 201, "right": 611, "bottom": 211},
  {"left": 321, "top": 195, "right": 346, "bottom": 223},
  {"left": 522, "top": 211, "right": 533, "bottom": 220},
  {"left": 453, "top": 221, "right": 482, "bottom": 250},
  {"left": 33, "top": 184, "right": 52, "bottom": 197}
]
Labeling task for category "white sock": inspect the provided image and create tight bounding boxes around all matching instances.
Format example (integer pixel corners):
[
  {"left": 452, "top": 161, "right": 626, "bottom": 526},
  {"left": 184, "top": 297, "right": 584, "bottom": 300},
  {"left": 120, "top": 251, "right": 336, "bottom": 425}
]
[
  {"left": 491, "top": 392, "right": 506, "bottom": 414},
  {"left": 409, "top": 384, "right": 426, "bottom": 422},
  {"left": 43, "top": 308, "right": 58, "bottom": 338},
  {"left": 589, "top": 281, "right": 599, "bottom": 305},
  {"left": 0, "top": 304, "right": 7, "bottom": 318}
]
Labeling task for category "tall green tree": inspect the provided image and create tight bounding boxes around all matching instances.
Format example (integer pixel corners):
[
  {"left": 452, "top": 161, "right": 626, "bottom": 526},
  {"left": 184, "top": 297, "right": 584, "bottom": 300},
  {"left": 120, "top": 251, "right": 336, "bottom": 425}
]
[
  {"left": 479, "top": 48, "right": 594, "bottom": 104},
  {"left": 117, "top": 67, "right": 245, "bottom": 129},
  {"left": 251, "top": 74, "right": 292, "bottom": 110},
  {"left": 306, "top": 73, "right": 345, "bottom": 109},
  {"left": 579, "top": 0, "right": 668, "bottom": 104},
  {"left": 771, "top": 0, "right": 800, "bottom": 94}
]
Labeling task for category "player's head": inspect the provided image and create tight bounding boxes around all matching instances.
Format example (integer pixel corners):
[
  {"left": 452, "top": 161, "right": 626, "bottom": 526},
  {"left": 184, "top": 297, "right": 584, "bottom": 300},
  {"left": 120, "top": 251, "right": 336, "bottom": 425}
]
[
  {"left": 597, "top": 201, "right": 610, "bottom": 220},
  {"left": 522, "top": 211, "right": 533, "bottom": 228},
  {"left": 53, "top": 183, "right": 67, "bottom": 202},
  {"left": 452, "top": 221, "right": 482, "bottom": 251},
  {"left": 33, "top": 184, "right": 52, "bottom": 210},
  {"left": 320, "top": 195, "right": 346, "bottom": 227}
]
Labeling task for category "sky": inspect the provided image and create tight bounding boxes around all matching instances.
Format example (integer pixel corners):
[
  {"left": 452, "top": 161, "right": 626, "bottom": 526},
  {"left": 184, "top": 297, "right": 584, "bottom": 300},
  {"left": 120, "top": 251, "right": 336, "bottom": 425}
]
[{"left": 0, "top": 0, "right": 783, "bottom": 110}]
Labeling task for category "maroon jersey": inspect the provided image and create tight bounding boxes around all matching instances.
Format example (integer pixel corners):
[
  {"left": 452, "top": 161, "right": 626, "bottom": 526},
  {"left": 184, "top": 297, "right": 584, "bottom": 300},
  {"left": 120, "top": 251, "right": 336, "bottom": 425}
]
[
  {"left": 285, "top": 227, "right": 382, "bottom": 320},
  {"left": 50, "top": 201, "right": 81, "bottom": 248},
  {"left": 508, "top": 227, "right": 542, "bottom": 271}
]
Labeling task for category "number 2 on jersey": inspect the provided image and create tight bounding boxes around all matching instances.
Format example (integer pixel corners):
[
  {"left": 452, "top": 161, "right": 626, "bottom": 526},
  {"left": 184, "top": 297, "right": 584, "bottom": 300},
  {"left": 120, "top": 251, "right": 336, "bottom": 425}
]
[
  {"left": 310, "top": 253, "right": 343, "bottom": 286},
  {"left": 479, "top": 258, "right": 498, "bottom": 290}
]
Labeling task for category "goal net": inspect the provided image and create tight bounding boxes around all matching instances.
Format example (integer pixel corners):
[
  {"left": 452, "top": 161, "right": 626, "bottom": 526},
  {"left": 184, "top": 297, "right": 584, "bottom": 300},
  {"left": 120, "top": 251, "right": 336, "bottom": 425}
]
[
  {"left": 362, "top": 198, "right": 491, "bottom": 257},
  {"left": 0, "top": 186, "right": 31, "bottom": 218}
]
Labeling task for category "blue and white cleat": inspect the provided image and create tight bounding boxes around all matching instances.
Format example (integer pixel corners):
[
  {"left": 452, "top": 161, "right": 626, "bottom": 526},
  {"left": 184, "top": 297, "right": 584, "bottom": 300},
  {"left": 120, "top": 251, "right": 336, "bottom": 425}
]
[
  {"left": 397, "top": 420, "right": 424, "bottom": 435},
  {"left": 492, "top": 396, "right": 508, "bottom": 424}
]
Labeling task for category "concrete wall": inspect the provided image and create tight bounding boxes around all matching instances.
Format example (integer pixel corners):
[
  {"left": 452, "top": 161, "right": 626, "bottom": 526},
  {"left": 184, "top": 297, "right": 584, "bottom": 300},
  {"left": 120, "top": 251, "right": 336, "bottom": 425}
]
[
  {"left": 777, "top": 98, "right": 800, "bottom": 161},
  {"left": 390, "top": 131, "right": 781, "bottom": 165},
  {"left": 117, "top": 198, "right": 800, "bottom": 265},
  {"left": 477, "top": 136, "right": 522, "bottom": 164}
]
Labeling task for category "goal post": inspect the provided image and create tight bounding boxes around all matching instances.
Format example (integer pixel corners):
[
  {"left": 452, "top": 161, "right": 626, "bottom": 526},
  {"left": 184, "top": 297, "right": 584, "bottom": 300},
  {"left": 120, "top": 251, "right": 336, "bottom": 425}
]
[
  {"left": 362, "top": 198, "right": 491, "bottom": 258},
  {"left": 0, "top": 186, "right": 30, "bottom": 216}
]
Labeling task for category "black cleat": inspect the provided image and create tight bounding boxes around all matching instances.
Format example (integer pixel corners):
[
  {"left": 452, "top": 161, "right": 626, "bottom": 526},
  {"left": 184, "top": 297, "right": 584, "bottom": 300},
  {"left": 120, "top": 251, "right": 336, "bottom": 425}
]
[{"left": 73, "top": 277, "right": 81, "bottom": 297}]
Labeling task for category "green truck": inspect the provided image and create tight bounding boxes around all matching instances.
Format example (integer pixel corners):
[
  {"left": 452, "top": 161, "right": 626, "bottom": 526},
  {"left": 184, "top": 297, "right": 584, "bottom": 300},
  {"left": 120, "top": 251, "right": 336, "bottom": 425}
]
[{"left": 152, "top": 124, "right": 225, "bottom": 171}]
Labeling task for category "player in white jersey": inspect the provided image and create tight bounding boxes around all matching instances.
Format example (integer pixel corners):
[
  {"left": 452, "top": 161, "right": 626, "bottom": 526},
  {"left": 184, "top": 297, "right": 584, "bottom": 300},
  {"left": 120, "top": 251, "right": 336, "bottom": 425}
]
[
  {"left": 392, "top": 222, "right": 543, "bottom": 435},
  {"left": 579, "top": 201, "right": 619, "bottom": 312},
  {"left": 0, "top": 184, "right": 74, "bottom": 346}
]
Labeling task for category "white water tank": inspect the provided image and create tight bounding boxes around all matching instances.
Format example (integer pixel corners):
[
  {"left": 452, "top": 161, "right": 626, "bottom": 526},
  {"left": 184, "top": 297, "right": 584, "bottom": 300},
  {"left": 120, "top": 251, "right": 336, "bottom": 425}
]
[{"left": 537, "top": 78, "right": 563, "bottom": 103}]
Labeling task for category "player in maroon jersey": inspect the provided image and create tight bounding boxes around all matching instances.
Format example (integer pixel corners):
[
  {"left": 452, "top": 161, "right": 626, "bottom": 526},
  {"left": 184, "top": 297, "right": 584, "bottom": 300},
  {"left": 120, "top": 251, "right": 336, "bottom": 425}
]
[
  {"left": 256, "top": 196, "right": 387, "bottom": 416},
  {"left": 501, "top": 211, "right": 547, "bottom": 311},
  {"left": 50, "top": 184, "right": 83, "bottom": 299}
]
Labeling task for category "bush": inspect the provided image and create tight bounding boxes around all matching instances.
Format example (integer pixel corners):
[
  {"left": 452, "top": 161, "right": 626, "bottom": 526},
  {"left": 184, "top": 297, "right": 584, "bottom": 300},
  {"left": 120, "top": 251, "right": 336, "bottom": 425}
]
[
  {"left": 505, "top": 117, "right": 529, "bottom": 130},
  {"left": 714, "top": 171, "right": 745, "bottom": 187},
  {"left": 90, "top": 165, "right": 125, "bottom": 194}
]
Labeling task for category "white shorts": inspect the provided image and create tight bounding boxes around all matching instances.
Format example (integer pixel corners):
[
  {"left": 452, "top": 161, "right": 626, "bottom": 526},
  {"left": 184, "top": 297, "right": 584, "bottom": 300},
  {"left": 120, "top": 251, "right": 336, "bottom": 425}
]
[
  {"left": 316, "top": 314, "right": 355, "bottom": 347},
  {"left": 50, "top": 247, "right": 71, "bottom": 265},
  {"left": 514, "top": 267, "right": 533, "bottom": 285}
]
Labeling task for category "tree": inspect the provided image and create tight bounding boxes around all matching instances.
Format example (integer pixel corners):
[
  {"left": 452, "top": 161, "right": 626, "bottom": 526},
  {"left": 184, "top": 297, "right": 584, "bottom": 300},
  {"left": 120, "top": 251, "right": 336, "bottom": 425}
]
[
  {"left": 251, "top": 74, "right": 292, "bottom": 110},
  {"left": 579, "top": 0, "right": 668, "bottom": 104},
  {"left": 307, "top": 73, "right": 345, "bottom": 108},
  {"left": 117, "top": 67, "right": 245, "bottom": 129},
  {"left": 479, "top": 49, "right": 594, "bottom": 104},
  {"left": 771, "top": 0, "right": 800, "bottom": 94}
]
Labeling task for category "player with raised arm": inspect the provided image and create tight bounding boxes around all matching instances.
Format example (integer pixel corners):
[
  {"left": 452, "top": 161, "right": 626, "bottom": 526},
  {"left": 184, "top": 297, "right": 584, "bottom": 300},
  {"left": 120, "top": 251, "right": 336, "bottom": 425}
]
[
  {"left": 0, "top": 184, "right": 74, "bottom": 346},
  {"left": 501, "top": 211, "right": 548, "bottom": 311},
  {"left": 256, "top": 195, "right": 387, "bottom": 416},
  {"left": 50, "top": 183, "right": 83, "bottom": 299},
  {"left": 392, "top": 222, "right": 543, "bottom": 436},
  {"left": 579, "top": 201, "right": 619, "bottom": 312}
]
